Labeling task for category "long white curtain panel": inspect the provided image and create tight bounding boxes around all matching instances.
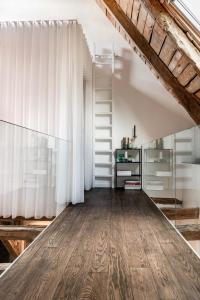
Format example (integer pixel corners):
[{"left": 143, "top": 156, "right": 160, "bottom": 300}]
[{"left": 0, "top": 20, "right": 92, "bottom": 217}]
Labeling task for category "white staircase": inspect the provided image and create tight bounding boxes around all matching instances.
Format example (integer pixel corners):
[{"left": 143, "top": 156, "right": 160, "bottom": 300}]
[{"left": 93, "top": 53, "right": 114, "bottom": 188}]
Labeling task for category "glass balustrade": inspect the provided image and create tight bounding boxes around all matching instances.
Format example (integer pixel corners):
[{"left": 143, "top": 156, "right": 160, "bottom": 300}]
[
  {"left": 143, "top": 125, "right": 200, "bottom": 255},
  {"left": 0, "top": 120, "right": 71, "bottom": 219}
]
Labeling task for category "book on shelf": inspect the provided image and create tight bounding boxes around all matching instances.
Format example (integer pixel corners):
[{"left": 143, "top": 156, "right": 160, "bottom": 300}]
[
  {"left": 125, "top": 180, "right": 141, "bottom": 185},
  {"left": 124, "top": 180, "right": 141, "bottom": 190}
]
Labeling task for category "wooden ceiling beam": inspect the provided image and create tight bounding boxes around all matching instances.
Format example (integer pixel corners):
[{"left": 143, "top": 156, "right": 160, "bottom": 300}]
[
  {"left": 96, "top": 0, "right": 200, "bottom": 124},
  {"left": 0, "top": 225, "right": 43, "bottom": 241},
  {"left": 0, "top": 216, "right": 54, "bottom": 223}
]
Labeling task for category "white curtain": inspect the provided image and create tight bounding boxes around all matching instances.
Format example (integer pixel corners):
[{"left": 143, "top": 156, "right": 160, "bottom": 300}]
[
  {"left": 0, "top": 20, "right": 92, "bottom": 218},
  {"left": 83, "top": 42, "right": 93, "bottom": 191}
]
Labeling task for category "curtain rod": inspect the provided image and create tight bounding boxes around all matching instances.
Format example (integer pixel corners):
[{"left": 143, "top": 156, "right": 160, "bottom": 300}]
[{"left": 0, "top": 19, "right": 78, "bottom": 24}]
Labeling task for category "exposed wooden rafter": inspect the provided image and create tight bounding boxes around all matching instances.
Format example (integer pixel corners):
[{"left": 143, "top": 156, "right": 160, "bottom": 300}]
[
  {"left": 0, "top": 218, "right": 51, "bottom": 264},
  {"left": 160, "top": 0, "right": 200, "bottom": 51},
  {"left": 2, "top": 240, "right": 21, "bottom": 259},
  {"left": 96, "top": 0, "right": 200, "bottom": 124}
]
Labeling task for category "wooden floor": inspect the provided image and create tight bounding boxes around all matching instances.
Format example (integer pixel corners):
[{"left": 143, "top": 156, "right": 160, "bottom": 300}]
[{"left": 1, "top": 189, "right": 200, "bottom": 299}]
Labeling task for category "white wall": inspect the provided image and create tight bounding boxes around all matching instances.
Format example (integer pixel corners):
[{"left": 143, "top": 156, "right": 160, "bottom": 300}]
[
  {"left": 113, "top": 49, "right": 195, "bottom": 148},
  {"left": 0, "top": 0, "right": 195, "bottom": 146}
]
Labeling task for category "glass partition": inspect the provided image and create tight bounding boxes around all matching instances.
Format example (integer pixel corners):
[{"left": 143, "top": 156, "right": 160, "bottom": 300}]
[
  {"left": 143, "top": 126, "right": 200, "bottom": 254},
  {"left": 174, "top": 127, "right": 200, "bottom": 252},
  {"left": 0, "top": 120, "right": 71, "bottom": 219}
]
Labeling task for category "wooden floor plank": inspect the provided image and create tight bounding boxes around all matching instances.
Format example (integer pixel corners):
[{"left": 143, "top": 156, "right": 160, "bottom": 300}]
[
  {"left": 91, "top": 210, "right": 110, "bottom": 273},
  {"left": 52, "top": 210, "right": 110, "bottom": 300},
  {"left": 108, "top": 210, "right": 134, "bottom": 299},
  {"left": 160, "top": 242, "right": 200, "bottom": 300},
  {"left": 130, "top": 268, "right": 159, "bottom": 300},
  {"left": 79, "top": 272, "right": 109, "bottom": 300},
  {"left": 1, "top": 189, "right": 200, "bottom": 300},
  {"left": 123, "top": 214, "right": 150, "bottom": 268}
]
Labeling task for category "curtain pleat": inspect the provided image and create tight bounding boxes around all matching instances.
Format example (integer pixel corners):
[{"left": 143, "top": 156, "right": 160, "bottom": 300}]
[{"left": 0, "top": 20, "right": 92, "bottom": 218}]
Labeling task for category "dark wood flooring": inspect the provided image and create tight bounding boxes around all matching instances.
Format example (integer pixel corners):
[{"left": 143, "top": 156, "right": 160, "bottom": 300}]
[{"left": 1, "top": 189, "right": 200, "bottom": 299}]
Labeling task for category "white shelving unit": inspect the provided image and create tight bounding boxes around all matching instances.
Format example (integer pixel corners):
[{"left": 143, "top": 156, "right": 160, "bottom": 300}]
[{"left": 93, "top": 53, "right": 114, "bottom": 188}]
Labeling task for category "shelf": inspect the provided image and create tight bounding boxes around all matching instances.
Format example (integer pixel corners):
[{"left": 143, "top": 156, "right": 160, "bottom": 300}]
[
  {"left": 93, "top": 55, "right": 114, "bottom": 189},
  {"left": 95, "top": 162, "right": 112, "bottom": 166},
  {"left": 146, "top": 161, "right": 169, "bottom": 163},
  {"left": 144, "top": 149, "right": 172, "bottom": 151},
  {"left": 116, "top": 161, "right": 140, "bottom": 164},
  {"left": 178, "top": 162, "right": 200, "bottom": 166},
  {"left": 145, "top": 174, "right": 172, "bottom": 177},
  {"left": 175, "top": 151, "right": 192, "bottom": 155},
  {"left": 125, "top": 187, "right": 142, "bottom": 190},
  {"left": 116, "top": 148, "right": 142, "bottom": 151},
  {"left": 175, "top": 138, "right": 192, "bottom": 142},
  {"left": 117, "top": 175, "right": 141, "bottom": 177}
]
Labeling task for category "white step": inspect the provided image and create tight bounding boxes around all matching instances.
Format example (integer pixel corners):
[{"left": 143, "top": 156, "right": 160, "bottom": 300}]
[
  {"left": 95, "top": 100, "right": 112, "bottom": 103},
  {"left": 95, "top": 174, "right": 113, "bottom": 178},
  {"left": 95, "top": 150, "right": 112, "bottom": 153},
  {"left": 95, "top": 112, "right": 112, "bottom": 115},
  {"left": 94, "top": 62, "right": 112, "bottom": 65},
  {"left": 95, "top": 88, "right": 112, "bottom": 90},
  {"left": 95, "top": 125, "right": 112, "bottom": 129},
  {"left": 95, "top": 137, "right": 112, "bottom": 141}
]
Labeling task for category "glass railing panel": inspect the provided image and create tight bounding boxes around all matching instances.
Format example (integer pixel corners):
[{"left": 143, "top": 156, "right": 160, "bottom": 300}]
[
  {"left": 0, "top": 120, "right": 71, "bottom": 219},
  {"left": 143, "top": 125, "right": 200, "bottom": 256},
  {"left": 143, "top": 135, "right": 175, "bottom": 224},
  {"left": 174, "top": 126, "right": 200, "bottom": 249}
]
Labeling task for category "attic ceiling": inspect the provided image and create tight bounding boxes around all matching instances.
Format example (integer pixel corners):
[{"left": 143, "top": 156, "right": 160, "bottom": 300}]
[{"left": 96, "top": 0, "right": 200, "bottom": 124}]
